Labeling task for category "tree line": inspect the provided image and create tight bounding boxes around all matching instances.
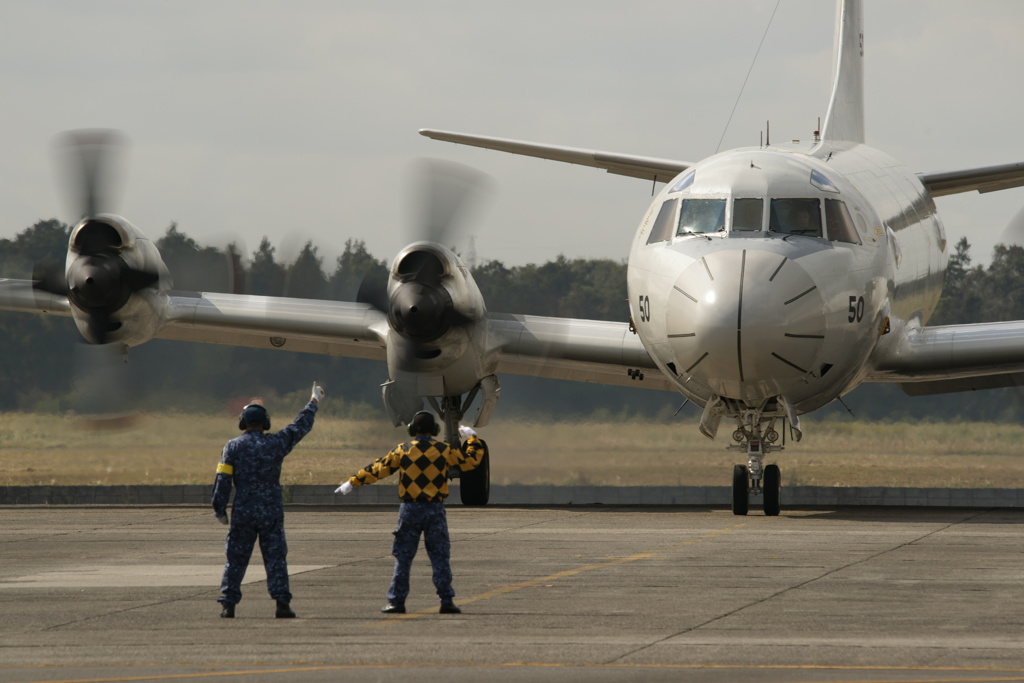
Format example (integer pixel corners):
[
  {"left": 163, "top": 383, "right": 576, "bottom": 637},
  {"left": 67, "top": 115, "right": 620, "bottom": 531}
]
[
  {"left": 0, "top": 220, "right": 647, "bottom": 419},
  {"left": 1, "top": 221, "right": 1023, "bottom": 423}
]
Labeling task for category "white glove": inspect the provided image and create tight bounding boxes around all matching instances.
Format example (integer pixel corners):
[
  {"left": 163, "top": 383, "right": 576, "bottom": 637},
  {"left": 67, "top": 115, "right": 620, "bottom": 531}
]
[
  {"left": 458, "top": 425, "right": 477, "bottom": 439},
  {"left": 215, "top": 513, "right": 229, "bottom": 525},
  {"left": 335, "top": 481, "right": 354, "bottom": 495},
  {"left": 311, "top": 382, "right": 325, "bottom": 403}
]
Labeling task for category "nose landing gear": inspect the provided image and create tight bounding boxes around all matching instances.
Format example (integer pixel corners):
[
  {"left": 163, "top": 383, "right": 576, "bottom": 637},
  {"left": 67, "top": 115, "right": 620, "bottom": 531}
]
[
  {"left": 729, "top": 407, "right": 789, "bottom": 516},
  {"left": 731, "top": 438, "right": 781, "bottom": 516},
  {"left": 428, "top": 391, "right": 493, "bottom": 507}
]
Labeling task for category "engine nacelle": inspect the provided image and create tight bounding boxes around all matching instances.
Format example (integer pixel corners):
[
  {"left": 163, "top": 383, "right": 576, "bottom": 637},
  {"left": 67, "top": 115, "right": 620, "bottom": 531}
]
[
  {"left": 384, "top": 241, "right": 490, "bottom": 398},
  {"left": 64, "top": 215, "right": 171, "bottom": 346}
]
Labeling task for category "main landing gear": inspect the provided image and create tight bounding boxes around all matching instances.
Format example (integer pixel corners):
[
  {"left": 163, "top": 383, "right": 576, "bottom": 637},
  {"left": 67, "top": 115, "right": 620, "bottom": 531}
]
[{"left": 428, "top": 394, "right": 491, "bottom": 507}]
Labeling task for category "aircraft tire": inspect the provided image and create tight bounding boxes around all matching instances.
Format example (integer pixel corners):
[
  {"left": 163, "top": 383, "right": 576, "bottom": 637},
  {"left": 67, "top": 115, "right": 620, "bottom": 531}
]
[
  {"left": 763, "top": 464, "right": 781, "bottom": 516},
  {"left": 459, "top": 440, "right": 490, "bottom": 506},
  {"left": 731, "top": 464, "right": 749, "bottom": 516}
]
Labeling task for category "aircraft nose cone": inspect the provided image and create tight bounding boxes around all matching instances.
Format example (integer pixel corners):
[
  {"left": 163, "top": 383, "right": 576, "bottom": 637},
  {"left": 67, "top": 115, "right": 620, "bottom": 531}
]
[{"left": 666, "top": 249, "right": 826, "bottom": 401}]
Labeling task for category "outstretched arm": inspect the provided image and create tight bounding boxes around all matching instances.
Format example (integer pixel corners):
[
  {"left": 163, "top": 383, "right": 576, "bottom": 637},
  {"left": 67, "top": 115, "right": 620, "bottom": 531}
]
[
  {"left": 336, "top": 448, "right": 403, "bottom": 493},
  {"left": 275, "top": 383, "right": 324, "bottom": 454}
]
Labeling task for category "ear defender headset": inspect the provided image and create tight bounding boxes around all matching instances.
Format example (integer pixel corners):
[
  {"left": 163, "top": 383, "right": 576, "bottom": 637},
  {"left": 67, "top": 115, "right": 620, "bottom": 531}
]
[
  {"left": 239, "top": 403, "right": 271, "bottom": 431},
  {"left": 408, "top": 411, "right": 440, "bottom": 437}
]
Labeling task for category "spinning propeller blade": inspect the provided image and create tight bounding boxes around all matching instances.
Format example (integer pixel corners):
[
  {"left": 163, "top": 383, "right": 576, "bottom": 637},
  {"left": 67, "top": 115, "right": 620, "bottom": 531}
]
[
  {"left": 40, "top": 130, "right": 152, "bottom": 422},
  {"left": 408, "top": 157, "right": 492, "bottom": 248},
  {"left": 56, "top": 129, "right": 128, "bottom": 220}
]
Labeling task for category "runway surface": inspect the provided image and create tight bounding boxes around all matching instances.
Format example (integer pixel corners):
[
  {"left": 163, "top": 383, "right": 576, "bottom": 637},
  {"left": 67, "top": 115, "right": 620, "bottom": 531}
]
[{"left": 2, "top": 505, "right": 1023, "bottom": 682}]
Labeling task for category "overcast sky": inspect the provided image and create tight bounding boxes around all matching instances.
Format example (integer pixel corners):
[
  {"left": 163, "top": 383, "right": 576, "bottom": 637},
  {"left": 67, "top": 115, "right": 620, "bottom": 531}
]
[{"left": 2, "top": 0, "right": 1023, "bottom": 270}]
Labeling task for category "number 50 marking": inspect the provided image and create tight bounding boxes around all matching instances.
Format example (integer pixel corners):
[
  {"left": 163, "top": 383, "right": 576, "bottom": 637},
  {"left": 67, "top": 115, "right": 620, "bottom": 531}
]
[
  {"left": 848, "top": 295, "right": 865, "bottom": 323},
  {"left": 638, "top": 295, "right": 651, "bottom": 323}
]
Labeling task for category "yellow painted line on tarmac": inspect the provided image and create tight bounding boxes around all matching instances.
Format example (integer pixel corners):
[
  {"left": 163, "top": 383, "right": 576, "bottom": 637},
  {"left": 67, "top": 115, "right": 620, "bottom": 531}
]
[
  {"left": 368, "top": 519, "right": 755, "bottom": 628},
  {"left": 14, "top": 662, "right": 1024, "bottom": 683}
]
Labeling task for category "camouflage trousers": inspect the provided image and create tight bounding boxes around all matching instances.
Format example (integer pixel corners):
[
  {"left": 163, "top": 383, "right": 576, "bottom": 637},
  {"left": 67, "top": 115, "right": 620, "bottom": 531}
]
[
  {"left": 219, "top": 514, "right": 291, "bottom": 605},
  {"left": 388, "top": 501, "right": 454, "bottom": 603}
]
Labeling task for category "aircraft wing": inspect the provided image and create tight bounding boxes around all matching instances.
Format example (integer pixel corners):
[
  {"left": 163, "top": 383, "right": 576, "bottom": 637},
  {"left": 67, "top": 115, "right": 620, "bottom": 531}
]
[
  {"left": 867, "top": 320, "right": 1024, "bottom": 395},
  {"left": 918, "top": 161, "right": 1024, "bottom": 197},
  {"left": 2, "top": 279, "right": 674, "bottom": 391},
  {"left": 419, "top": 129, "right": 693, "bottom": 183},
  {"left": 160, "top": 296, "right": 677, "bottom": 392},
  {"left": 157, "top": 291, "right": 390, "bottom": 360},
  {"left": 0, "top": 281, "right": 390, "bottom": 359},
  {"left": 486, "top": 312, "right": 676, "bottom": 392},
  {"left": 0, "top": 279, "right": 72, "bottom": 315}
]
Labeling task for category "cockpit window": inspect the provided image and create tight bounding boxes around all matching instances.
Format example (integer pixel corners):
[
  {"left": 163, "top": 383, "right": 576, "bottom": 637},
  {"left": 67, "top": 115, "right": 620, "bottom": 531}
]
[
  {"left": 810, "top": 169, "right": 840, "bottom": 193},
  {"left": 769, "top": 199, "right": 821, "bottom": 237},
  {"left": 732, "top": 198, "right": 763, "bottom": 231},
  {"left": 825, "top": 199, "right": 861, "bottom": 244},
  {"left": 668, "top": 170, "right": 695, "bottom": 193},
  {"left": 677, "top": 199, "right": 726, "bottom": 235},
  {"left": 646, "top": 198, "right": 678, "bottom": 244}
]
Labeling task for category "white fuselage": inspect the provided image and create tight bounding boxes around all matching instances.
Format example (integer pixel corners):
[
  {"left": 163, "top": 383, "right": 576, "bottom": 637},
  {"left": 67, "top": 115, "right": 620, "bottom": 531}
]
[{"left": 627, "top": 142, "right": 946, "bottom": 415}]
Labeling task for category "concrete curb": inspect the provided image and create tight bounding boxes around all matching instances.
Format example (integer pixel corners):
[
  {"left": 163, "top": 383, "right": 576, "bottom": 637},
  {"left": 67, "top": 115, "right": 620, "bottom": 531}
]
[{"left": 2, "top": 484, "right": 1023, "bottom": 507}]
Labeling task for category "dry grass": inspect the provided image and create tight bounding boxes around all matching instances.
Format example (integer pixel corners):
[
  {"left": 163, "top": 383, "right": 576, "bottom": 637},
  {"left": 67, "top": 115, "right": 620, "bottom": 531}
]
[{"left": 1, "top": 412, "right": 1023, "bottom": 488}]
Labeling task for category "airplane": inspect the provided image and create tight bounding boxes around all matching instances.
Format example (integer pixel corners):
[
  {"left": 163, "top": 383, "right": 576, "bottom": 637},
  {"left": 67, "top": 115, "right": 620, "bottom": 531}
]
[{"left": 2, "top": 0, "right": 1024, "bottom": 514}]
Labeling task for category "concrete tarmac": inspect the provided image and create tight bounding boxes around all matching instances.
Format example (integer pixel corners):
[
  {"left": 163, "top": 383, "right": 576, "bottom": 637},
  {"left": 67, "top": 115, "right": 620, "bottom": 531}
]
[{"left": 2, "top": 505, "right": 1023, "bottom": 683}]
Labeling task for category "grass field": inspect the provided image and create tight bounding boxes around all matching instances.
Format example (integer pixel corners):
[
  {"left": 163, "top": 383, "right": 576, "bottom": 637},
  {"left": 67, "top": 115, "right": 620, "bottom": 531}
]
[{"left": 2, "top": 411, "right": 1024, "bottom": 488}]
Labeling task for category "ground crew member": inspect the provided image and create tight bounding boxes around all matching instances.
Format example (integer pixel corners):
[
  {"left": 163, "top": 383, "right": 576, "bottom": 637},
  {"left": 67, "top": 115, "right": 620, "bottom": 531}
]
[
  {"left": 335, "top": 411, "right": 485, "bottom": 614},
  {"left": 212, "top": 382, "right": 325, "bottom": 618}
]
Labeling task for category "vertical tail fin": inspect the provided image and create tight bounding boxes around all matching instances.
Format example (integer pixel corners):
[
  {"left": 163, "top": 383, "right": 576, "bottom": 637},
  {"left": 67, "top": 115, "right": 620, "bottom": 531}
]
[{"left": 820, "top": 0, "right": 864, "bottom": 145}]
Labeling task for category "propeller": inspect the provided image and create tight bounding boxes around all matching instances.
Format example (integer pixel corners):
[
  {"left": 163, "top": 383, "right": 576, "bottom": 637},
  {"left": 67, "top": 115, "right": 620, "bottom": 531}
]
[
  {"left": 33, "top": 130, "right": 152, "bottom": 427},
  {"left": 387, "top": 251, "right": 473, "bottom": 344},
  {"left": 55, "top": 129, "right": 128, "bottom": 220},
  {"left": 33, "top": 130, "right": 161, "bottom": 344},
  {"left": 409, "top": 157, "right": 492, "bottom": 248},
  {"left": 357, "top": 159, "right": 492, "bottom": 425},
  {"left": 359, "top": 158, "right": 491, "bottom": 324}
]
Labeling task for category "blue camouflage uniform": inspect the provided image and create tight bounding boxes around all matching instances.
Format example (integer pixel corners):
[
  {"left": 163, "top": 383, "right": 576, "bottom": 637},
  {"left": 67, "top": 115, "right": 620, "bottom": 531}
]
[
  {"left": 212, "top": 400, "right": 318, "bottom": 607},
  {"left": 346, "top": 434, "right": 484, "bottom": 605}
]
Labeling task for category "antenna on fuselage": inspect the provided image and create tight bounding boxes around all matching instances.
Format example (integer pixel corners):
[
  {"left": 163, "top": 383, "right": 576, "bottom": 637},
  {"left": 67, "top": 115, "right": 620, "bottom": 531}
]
[
  {"left": 836, "top": 395, "right": 855, "bottom": 417},
  {"left": 714, "top": 0, "right": 782, "bottom": 154}
]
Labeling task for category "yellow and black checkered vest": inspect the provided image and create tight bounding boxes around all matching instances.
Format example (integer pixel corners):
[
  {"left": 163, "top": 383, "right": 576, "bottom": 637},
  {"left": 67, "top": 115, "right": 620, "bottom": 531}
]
[{"left": 398, "top": 440, "right": 451, "bottom": 502}]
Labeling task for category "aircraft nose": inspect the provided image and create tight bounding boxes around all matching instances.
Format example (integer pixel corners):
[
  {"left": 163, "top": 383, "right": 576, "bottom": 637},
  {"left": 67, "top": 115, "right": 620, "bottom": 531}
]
[{"left": 665, "top": 249, "right": 826, "bottom": 401}]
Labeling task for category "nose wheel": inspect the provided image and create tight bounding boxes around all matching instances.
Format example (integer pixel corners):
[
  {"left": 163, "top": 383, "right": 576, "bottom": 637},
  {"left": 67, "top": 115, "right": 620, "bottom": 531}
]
[
  {"left": 727, "top": 407, "right": 787, "bottom": 516},
  {"left": 731, "top": 465, "right": 749, "bottom": 515},
  {"left": 763, "top": 463, "right": 781, "bottom": 516},
  {"left": 731, "top": 461, "right": 781, "bottom": 516}
]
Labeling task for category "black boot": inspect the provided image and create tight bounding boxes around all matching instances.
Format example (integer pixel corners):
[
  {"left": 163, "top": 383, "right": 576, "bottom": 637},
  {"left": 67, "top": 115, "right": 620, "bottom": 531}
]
[
  {"left": 439, "top": 600, "right": 461, "bottom": 614},
  {"left": 275, "top": 600, "right": 296, "bottom": 618},
  {"left": 381, "top": 601, "right": 406, "bottom": 614},
  {"left": 220, "top": 603, "right": 235, "bottom": 618}
]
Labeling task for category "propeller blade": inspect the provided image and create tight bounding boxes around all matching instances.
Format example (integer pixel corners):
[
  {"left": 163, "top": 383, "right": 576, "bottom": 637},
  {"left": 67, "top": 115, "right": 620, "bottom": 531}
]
[
  {"left": 31, "top": 260, "right": 68, "bottom": 296},
  {"left": 123, "top": 265, "right": 160, "bottom": 292},
  {"left": 86, "top": 312, "right": 115, "bottom": 345},
  {"left": 226, "top": 242, "right": 247, "bottom": 294},
  {"left": 356, "top": 269, "right": 389, "bottom": 312},
  {"left": 55, "top": 129, "right": 128, "bottom": 219},
  {"left": 408, "top": 158, "right": 492, "bottom": 248},
  {"left": 70, "top": 341, "right": 140, "bottom": 427}
]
